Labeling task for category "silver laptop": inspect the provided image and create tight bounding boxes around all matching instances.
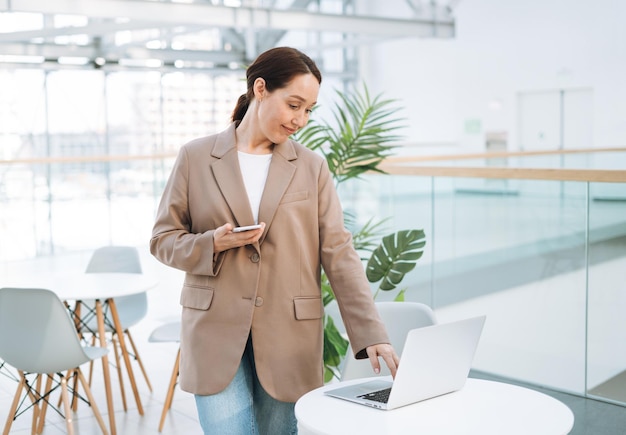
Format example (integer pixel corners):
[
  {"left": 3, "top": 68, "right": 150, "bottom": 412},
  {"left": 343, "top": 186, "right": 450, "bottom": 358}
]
[{"left": 324, "top": 315, "right": 486, "bottom": 410}]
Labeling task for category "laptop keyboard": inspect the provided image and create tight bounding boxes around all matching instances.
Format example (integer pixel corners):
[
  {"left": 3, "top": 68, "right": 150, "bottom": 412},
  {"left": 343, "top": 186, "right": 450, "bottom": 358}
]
[{"left": 357, "top": 387, "right": 391, "bottom": 403}]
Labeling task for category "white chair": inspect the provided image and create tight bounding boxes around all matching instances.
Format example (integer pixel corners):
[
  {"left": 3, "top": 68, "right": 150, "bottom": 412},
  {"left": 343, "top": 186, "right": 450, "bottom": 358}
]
[
  {"left": 79, "top": 246, "right": 152, "bottom": 411},
  {"left": 340, "top": 301, "right": 437, "bottom": 380},
  {"left": 0, "top": 287, "right": 109, "bottom": 435},
  {"left": 148, "top": 321, "right": 181, "bottom": 432}
]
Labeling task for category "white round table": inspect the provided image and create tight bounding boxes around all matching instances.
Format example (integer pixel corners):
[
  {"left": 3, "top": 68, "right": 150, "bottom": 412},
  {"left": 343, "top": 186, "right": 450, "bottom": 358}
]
[
  {"left": 295, "top": 377, "right": 574, "bottom": 435},
  {"left": 4, "top": 272, "right": 158, "bottom": 300}
]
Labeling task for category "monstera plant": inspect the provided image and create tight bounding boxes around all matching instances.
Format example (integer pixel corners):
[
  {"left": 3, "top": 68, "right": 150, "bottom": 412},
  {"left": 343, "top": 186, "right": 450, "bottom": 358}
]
[{"left": 295, "top": 84, "right": 426, "bottom": 382}]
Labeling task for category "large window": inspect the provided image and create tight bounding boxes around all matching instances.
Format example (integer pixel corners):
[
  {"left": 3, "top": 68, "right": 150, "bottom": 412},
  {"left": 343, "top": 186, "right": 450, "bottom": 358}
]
[{"left": 0, "top": 68, "right": 244, "bottom": 260}]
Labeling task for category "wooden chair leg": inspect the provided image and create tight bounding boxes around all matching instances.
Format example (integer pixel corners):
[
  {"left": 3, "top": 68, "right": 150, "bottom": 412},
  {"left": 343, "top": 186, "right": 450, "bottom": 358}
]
[
  {"left": 126, "top": 329, "right": 153, "bottom": 392},
  {"left": 31, "top": 374, "right": 43, "bottom": 434},
  {"left": 112, "top": 335, "right": 128, "bottom": 411},
  {"left": 70, "top": 368, "right": 80, "bottom": 412},
  {"left": 36, "top": 374, "right": 55, "bottom": 434},
  {"left": 60, "top": 376, "right": 74, "bottom": 435},
  {"left": 3, "top": 374, "right": 26, "bottom": 435},
  {"left": 108, "top": 299, "right": 143, "bottom": 416},
  {"left": 77, "top": 369, "right": 110, "bottom": 435},
  {"left": 69, "top": 300, "right": 85, "bottom": 412},
  {"left": 159, "top": 348, "right": 181, "bottom": 432},
  {"left": 88, "top": 334, "right": 97, "bottom": 386},
  {"left": 55, "top": 370, "right": 79, "bottom": 413}
]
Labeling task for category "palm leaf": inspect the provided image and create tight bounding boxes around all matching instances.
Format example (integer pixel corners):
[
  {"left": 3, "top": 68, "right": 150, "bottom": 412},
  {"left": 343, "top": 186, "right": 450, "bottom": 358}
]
[
  {"left": 295, "top": 119, "right": 330, "bottom": 151},
  {"left": 366, "top": 229, "right": 426, "bottom": 298},
  {"left": 297, "top": 83, "right": 405, "bottom": 185},
  {"left": 350, "top": 216, "right": 390, "bottom": 256}
]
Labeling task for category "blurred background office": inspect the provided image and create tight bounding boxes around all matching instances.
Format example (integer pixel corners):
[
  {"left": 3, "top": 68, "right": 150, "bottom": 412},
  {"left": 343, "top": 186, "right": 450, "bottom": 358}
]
[{"left": 1, "top": 0, "right": 625, "bottom": 433}]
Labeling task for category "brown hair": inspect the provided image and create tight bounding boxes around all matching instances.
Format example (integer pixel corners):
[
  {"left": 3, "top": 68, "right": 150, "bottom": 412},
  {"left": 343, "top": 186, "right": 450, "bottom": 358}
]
[{"left": 231, "top": 47, "right": 322, "bottom": 122}]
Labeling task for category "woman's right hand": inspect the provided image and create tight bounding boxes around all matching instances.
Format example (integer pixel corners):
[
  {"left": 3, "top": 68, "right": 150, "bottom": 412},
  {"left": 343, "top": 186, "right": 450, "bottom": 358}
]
[{"left": 213, "top": 222, "right": 265, "bottom": 254}]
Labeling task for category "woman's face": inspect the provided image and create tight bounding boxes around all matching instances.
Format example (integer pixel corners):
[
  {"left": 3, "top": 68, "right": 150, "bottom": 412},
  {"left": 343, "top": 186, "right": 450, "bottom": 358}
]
[{"left": 255, "top": 73, "right": 320, "bottom": 144}]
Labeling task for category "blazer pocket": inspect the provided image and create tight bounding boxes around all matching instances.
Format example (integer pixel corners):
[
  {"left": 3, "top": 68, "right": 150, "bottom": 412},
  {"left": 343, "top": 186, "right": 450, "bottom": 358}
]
[
  {"left": 280, "top": 190, "right": 308, "bottom": 204},
  {"left": 293, "top": 296, "right": 323, "bottom": 320},
  {"left": 180, "top": 285, "right": 214, "bottom": 310}
]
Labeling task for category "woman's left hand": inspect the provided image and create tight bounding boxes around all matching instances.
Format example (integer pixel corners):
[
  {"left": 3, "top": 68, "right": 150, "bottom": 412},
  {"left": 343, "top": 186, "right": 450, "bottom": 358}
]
[{"left": 365, "top": 343, "right": 400, "bottom": 379}]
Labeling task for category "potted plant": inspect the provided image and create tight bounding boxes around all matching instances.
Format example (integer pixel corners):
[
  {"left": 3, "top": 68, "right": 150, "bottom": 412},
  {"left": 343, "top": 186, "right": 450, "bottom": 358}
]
[{"left": 296, "top": 84, "right": 426, "bottom": 381}]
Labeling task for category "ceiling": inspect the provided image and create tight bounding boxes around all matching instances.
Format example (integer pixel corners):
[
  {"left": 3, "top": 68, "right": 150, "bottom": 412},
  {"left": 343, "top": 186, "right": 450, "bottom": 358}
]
[{"left": 0, "top": 0, "right": 457, "bottom": 74}]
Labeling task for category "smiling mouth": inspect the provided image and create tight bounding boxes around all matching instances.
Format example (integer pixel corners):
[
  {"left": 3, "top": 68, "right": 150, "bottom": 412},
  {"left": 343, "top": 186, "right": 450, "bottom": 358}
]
[{"left": 283, "top": 126, "right": 297, "bottom": 135}]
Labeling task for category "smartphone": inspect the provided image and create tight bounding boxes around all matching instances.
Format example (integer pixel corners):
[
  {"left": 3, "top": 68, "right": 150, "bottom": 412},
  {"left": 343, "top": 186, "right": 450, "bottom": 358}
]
[{"left": 232, "top": 224, "right": 262, "bottom": 233}]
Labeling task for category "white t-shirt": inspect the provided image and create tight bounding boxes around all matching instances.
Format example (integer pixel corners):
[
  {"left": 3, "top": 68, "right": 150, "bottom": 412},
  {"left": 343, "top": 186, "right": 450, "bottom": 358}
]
[{"left": 238, "top": 151, "right": 273, "bottom": 224}]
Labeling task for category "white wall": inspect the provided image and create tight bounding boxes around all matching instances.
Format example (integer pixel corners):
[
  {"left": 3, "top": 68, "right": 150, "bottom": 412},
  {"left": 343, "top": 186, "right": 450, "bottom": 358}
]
[{"left": 359, "top": 0, "right": 626, "bottom": 154}]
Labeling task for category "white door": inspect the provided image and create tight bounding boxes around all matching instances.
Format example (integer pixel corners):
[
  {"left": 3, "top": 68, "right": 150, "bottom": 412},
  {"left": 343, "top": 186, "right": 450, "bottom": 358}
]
[{"left": 517, "top": 88, "right": 593, "bottom": 151}]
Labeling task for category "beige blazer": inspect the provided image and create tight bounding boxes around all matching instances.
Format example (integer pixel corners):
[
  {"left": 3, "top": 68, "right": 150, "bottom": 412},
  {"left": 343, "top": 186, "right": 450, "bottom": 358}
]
[{"left": 150, "top": 123, "right": 389, "bottom": 402}]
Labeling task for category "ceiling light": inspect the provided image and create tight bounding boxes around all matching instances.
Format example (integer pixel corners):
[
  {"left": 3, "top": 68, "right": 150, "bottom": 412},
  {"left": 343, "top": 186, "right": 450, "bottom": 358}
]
[
  {"left": 146, "top": 40, "right": 163, "bottom": 49},
  {"left": 119, "top": 58, "right": 163, "bottom": 68},
  {"left": 0, "top": 55, "right": 45, "bottom": 64},
  {"left": 57, "top": 56, "right": 90, "bottom": 65}
]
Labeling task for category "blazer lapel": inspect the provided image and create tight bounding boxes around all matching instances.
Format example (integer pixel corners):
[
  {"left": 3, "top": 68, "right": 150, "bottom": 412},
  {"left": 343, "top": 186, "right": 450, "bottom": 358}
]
[
  {"left": 210, "top": 125, "right": 255, "bottom": 227},
  {"left": 258, "top": 140, "right": 297, "bottom": 242}
]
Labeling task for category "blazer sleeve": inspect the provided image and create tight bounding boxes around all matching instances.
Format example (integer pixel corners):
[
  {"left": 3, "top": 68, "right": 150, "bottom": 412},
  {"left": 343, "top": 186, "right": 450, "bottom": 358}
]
[
  {"left": 316, "top": 158, "right": 390, "bottom": 358},
  {"left": 150, "top": 145, "right": 224, "bottom": 276}
]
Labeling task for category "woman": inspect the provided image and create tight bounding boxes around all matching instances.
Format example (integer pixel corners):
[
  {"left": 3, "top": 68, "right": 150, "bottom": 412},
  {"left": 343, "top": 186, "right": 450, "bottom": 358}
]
[{"left": 150, "top": 46, "right": 399, "bottom": 434}]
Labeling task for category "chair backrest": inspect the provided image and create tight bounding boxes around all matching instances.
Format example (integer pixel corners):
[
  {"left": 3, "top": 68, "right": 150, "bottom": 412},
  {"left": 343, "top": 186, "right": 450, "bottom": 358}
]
[
  {"left": 0, "top": 287, "right": 100, "bottom": 373},
  {"left": 340, "top": 301, "right": 437, "bottom": 380},
  {"left": 148, "top": 321, "right": 181, "bottom": 344},
  {"left": 84, "top": 246, "right": 147, "bottom": 328},
  {"left": 85, "top": 246, "right": 143, "bottom": 274}
]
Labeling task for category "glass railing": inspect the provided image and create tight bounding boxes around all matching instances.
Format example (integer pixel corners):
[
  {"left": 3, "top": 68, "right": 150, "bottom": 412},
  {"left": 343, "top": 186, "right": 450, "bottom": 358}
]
[
  {"left": 1, "top": 148, "right": 625, "bottom": 406},
  {"left": 337, "top": 149, "right": 626, "bottom": 406}
]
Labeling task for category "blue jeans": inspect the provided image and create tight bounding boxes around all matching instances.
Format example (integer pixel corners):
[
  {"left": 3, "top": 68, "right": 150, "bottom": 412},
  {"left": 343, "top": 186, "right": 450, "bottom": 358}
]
[{"left": 195, "top": 336, "right": 297, "bottom": 435}]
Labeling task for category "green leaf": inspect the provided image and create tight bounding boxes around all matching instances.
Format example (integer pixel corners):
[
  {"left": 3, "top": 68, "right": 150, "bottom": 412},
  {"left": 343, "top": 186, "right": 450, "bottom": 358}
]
[
  {"left": 324, "top": 366, "right": 336, "bottom": 383},
  {"left": 323, "top": 314, "right": 349, "bottom": 382},
  {"left": 296, "top": 83, "right": 406, "bottom": 186},
  {"left": 394, "top": 288, "right": 407, "bottom": 301},
  {"left": 350, "top": 216, "right": 390, "bottom": 256},
  {"left": 321, "top": 271, "right": 335, "bottom": 306},
  {"left": 366, "top": 229, "right": 426, "bottom": 297}
]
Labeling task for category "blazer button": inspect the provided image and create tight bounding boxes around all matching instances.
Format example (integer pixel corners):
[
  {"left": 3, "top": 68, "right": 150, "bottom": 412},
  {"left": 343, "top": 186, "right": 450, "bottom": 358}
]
[
  {"left": 250, "top": 253, "right": 260, "bottom": 263},
  {"left": 255, "top": 297, "right": 264, "bottom": 307}
]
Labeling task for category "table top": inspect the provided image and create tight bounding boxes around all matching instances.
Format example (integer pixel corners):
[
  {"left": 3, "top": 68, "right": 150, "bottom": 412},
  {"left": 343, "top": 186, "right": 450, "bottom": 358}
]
[
  {"left": 295, "top": 377, "right": 574, "bottom": 435},
  {"left": 3, "top": 272, "right": 158, "bottom": 300}
]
